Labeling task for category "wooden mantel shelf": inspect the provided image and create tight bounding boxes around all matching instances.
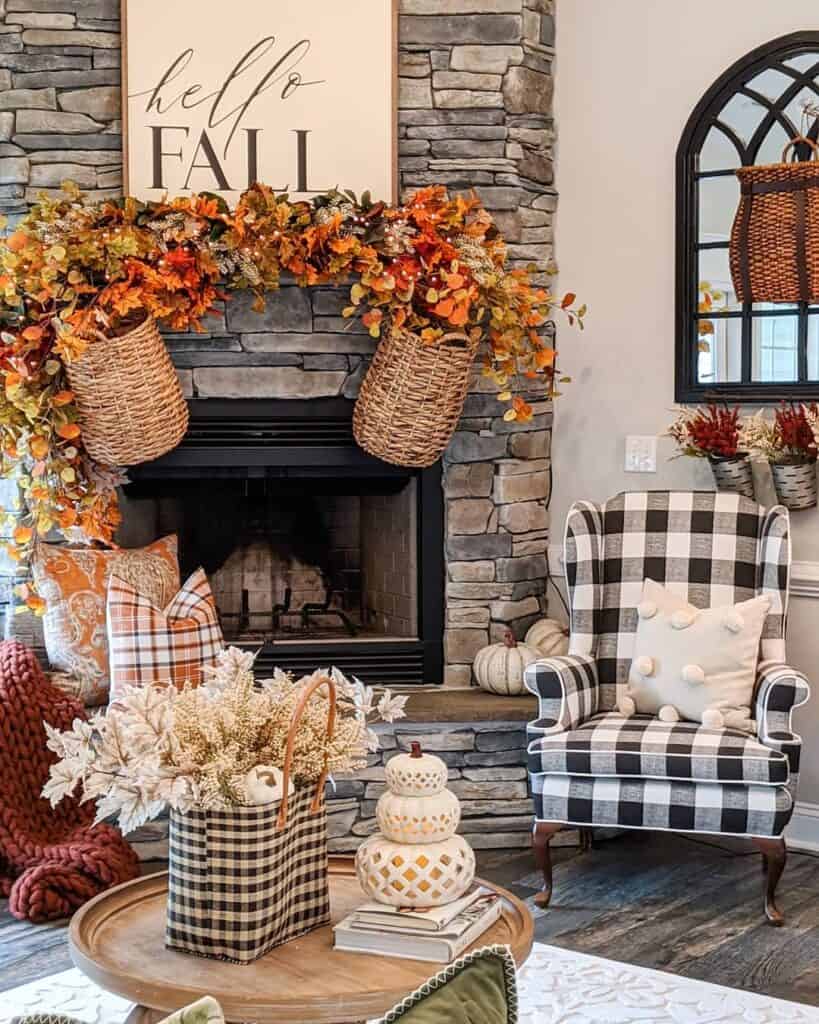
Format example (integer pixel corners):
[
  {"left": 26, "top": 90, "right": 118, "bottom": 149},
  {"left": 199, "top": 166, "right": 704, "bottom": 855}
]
[{"left": 392, "top": 687, "right": 537, "bottom": 723}]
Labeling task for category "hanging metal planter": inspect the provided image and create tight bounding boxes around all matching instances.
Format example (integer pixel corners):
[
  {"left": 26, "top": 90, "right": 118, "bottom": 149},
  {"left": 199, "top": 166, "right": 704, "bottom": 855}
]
[
  {"left": 708, "top": 453, "right": 755, "bottom": 499},
  {"left": 770, "top": 459, "right": 818, "bottom": 510}
]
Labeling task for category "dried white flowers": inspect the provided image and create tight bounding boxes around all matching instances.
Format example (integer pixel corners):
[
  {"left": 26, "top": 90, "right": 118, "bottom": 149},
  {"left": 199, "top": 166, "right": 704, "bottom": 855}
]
[{"left": 42, "top": 647, "right": 408, "bottom": 834}]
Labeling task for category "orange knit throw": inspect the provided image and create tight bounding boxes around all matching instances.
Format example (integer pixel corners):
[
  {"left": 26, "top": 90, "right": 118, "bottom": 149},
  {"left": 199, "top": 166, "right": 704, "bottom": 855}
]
[{"left": 0, "top": 641, "right": 139, "bottom": 922}]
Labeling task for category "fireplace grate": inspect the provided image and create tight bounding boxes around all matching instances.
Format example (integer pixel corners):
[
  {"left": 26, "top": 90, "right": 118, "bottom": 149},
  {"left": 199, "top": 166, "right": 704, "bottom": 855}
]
[
  {"left": 250, "top": 644, "right": 427, "bottom": 684},
  {"left": 183, "top": 417, "right": 355, "bottom": 449}
]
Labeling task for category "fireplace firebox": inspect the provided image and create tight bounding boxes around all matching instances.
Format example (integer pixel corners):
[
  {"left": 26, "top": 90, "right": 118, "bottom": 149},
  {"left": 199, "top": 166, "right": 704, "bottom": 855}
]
[{"left": 125, "top": 399, "right": 445, "bottom": 684}]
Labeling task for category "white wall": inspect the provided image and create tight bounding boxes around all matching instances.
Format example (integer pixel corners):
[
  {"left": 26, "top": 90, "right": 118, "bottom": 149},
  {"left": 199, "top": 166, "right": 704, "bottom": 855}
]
[{"left": 553, "top": 0, "right": 819, "bottom": 821}]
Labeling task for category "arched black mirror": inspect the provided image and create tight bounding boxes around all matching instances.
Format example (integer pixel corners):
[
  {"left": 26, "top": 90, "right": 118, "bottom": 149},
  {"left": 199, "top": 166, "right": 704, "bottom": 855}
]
[{"left": 676, "top": 31, "right": 819, "bottom": 401}]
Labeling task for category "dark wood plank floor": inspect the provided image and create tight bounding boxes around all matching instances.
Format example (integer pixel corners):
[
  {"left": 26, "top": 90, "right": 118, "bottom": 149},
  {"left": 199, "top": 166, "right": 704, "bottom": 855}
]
[
  {"left": 480, "top": 831, "right": 819, "bottom": 1008},
  {"left": 2, "top": 835, "right": 819, "bottom": 1007}
]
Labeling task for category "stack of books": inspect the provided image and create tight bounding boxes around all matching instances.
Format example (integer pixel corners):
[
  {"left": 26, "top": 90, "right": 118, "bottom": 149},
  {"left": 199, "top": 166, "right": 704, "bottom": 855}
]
[{"left": 333, "top": 886, "right": 502, "bottom": 963}]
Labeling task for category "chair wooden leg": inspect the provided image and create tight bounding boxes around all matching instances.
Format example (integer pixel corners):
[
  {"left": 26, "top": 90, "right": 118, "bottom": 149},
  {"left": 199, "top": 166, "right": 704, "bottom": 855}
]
[
  {"left": 752, "top": 836, "right": 786, "bottom": 926},
  {"left": 532, "top": 822, "right": 562, "bottom": 908}
]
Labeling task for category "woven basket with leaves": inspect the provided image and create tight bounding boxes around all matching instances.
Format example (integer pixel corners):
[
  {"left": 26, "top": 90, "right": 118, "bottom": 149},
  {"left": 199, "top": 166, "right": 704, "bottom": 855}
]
[
  {"left": 730, "top": 137, "right": 819, "bottom": 303},
  {"left": 66, "top": 317, "right": 188, "bottom": 466},
  {"left": 353, "top": 328, "right": 480, "bottom": 468}
]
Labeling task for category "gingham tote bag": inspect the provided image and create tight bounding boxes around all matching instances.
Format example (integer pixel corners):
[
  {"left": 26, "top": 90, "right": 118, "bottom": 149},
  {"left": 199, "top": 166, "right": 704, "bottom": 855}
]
[{"left": 165, "top": 675, "right": 336, "bottom": 963}]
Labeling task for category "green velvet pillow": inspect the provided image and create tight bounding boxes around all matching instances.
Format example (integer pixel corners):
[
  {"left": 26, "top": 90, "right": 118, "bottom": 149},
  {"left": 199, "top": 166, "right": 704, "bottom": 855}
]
[
  {"left": 11, "top": 997, "right": 225, "bottom": 1024},
  {"left": 376, "top": 945, "right": 518, "bottom": 1024}
]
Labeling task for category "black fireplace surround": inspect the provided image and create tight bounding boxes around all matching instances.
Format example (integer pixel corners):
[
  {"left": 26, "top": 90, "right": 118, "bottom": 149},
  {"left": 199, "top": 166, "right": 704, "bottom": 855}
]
[{"left": 127, "top": 398, "right": 445, "bottom": 685}]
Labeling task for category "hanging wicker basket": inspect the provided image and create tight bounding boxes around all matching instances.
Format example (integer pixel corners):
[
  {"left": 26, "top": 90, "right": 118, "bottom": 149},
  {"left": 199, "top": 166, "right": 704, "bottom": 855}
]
[
  {"left": 730, "top": 137, "right": 819, "bottom": 303},
  {"left": 66, "top": 317, "right": 189, "bottom": 466},
  {"left": 353, "top": 328, "right": 479, "bottom": 468}
]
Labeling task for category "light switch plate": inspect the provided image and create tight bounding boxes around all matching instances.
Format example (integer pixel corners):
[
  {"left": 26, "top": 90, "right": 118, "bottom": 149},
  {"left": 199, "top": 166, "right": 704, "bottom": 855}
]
[{"left": 625, "top": 435, "right": 658, "bottom": 473}]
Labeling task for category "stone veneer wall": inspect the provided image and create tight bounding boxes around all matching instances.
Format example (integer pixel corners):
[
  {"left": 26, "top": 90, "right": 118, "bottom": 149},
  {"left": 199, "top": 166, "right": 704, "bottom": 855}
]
[
  {"left": 0, "top": 0, "right": 556, "bottom": 686},
  {"left": 327, "top": 720, "right": 529, "bottom": 853}
]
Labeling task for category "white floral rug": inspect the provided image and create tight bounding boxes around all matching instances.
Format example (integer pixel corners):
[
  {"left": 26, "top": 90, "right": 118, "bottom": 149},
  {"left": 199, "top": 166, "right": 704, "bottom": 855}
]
[{"left": 1, "top": 943, "right": 817, "bottom": 1024}]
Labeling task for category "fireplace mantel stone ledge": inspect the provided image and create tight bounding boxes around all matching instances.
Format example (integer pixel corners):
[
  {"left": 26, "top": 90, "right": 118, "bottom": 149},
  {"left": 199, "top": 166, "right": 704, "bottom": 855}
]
[{"left": 384, "top": 687, "right": 537, "bottom": 722}]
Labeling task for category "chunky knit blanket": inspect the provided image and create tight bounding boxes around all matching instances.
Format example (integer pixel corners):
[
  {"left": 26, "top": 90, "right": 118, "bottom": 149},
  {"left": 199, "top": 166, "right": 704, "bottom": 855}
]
[{"left": 0, "top": 641, "right": 138, "bottom": 922}]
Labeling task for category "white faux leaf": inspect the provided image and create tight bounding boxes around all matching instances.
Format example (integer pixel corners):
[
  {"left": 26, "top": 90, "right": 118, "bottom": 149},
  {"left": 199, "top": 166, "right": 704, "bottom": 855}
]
[
  {"left": 353, "top": 682, "right": 376, "bottom": 718},
  {"left": 42, "top": 760, "right": 79, "bottom": 806},
  {"left": 377, "top": 690, "right": 409, "bottom": 723},
  {"left": 43, "top": 720, "right": 70, "bottom": 758}
]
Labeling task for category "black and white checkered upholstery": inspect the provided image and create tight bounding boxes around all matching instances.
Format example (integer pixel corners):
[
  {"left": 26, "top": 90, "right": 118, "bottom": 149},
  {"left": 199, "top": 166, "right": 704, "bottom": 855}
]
[
  {"left": 525, "top": 655, "right": 598, "bottom": 734},
  {"left": 531, "top": 776, "right": 792, "bottom": 837},
  {"left": 166, "top": 785, "right": 330, "bottom": 963},
  {"left": 528, "top": 712, "right": 788, "bottom": 786},
  {"left": 526, "top": 491, "right": 810, "bottom": 839},
  {"left": 565, "top": 491, "right": 788, "bottom": 709}
]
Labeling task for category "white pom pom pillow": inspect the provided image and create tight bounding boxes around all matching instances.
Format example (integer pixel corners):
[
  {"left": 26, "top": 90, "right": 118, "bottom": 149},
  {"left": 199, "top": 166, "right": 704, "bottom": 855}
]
[{"left": 619, "top": 578, "right": 770, "bottom": 733}]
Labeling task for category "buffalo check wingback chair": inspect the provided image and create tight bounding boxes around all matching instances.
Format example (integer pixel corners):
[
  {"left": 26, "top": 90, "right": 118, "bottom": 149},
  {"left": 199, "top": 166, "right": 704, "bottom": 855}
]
[{"left": 525, "top": 491, "right": 810, "bottom": 925}]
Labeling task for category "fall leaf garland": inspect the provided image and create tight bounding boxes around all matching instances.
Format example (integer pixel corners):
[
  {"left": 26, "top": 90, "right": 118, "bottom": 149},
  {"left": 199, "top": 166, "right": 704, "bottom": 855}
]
[{"left": 0, "top": 182, "right": 584, "bottom": 611}]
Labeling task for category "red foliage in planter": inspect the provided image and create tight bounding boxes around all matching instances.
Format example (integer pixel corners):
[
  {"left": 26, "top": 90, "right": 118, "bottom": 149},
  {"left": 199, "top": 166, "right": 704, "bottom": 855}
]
[
  {"left": 774, "top": 402, "right": 818, "bottom": 461},
  {"left": 684, "top": 405, "right": 742, "bottom": 458}
]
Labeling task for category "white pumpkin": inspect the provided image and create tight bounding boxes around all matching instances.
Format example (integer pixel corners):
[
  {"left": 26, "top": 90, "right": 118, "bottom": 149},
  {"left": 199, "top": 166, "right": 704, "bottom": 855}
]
[
  {"left": 376, "top": 787, "right": 460, "bottom": 844},
  {"left": 473, "top": 630, "right": 540, "bottom": 695},
  {"left": 355, "top": 832, "right": 476, "bottom": 908},
  {"left": 243, "top": 765, "right": 294, "bottom": 806},
  {"left": 525, "top": 618, "right": 570, "bottom": 657},
  {"left": 384, "top": 741, "right": 448, "bottom": 796}
]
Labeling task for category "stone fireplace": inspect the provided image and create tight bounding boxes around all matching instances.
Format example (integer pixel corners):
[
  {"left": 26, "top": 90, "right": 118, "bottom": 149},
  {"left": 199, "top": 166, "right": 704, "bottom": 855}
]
[
  {"left": 0, "top": 0, "right": 555, "bottom": 847},
  {"left": 0, "top": 0, "right": 556, "bottom": 687}
]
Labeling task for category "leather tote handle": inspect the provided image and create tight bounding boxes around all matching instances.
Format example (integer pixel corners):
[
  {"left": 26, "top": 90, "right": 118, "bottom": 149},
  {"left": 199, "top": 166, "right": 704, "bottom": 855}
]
[{"left": 277, "top": 673, "right": 337, "bottom": 829}]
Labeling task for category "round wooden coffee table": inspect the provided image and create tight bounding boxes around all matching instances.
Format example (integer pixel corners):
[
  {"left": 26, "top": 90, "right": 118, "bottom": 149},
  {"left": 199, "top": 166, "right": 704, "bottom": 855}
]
[{"left": 69, "top": 857, "right": 533, "bottom": 1024}]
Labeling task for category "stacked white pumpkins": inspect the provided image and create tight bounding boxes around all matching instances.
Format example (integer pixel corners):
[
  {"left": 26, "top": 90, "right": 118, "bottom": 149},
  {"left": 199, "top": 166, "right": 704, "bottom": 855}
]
[{"left": 355, "top": 742, "right": 476, "bottom": 907}]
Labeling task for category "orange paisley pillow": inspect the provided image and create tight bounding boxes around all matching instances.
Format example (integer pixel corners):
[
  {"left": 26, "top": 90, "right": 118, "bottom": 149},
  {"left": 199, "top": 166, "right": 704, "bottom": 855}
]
[{"left": 32, "top": 535, "right": 180, "bottom": 705}]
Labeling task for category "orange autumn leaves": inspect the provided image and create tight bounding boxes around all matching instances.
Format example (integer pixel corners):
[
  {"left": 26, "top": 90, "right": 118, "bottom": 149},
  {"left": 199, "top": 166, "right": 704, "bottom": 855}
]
[
  {"left": 338, "top": 186, "right": 584, "bottom": 422},
  {"left": 0, "top": 182, "right": 583, "bottom": 611},
  {"left": 0, "top": 185, "right": 230, "bottom": 583}
]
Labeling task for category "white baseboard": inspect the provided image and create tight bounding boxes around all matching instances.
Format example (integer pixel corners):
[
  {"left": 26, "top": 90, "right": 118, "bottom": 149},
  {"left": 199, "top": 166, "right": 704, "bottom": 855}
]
[{"left": 786, "top": 800, "right": 819, "bottom": 853}]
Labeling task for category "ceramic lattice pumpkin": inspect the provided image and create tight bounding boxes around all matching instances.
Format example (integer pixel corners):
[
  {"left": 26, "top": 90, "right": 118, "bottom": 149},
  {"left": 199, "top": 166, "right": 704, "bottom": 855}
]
[
  {"left": 384, "top": 741, "right": 448, "bottom": 796},
  {"left": 376, "top": 788, "right": 461, "bottom": 844},
  {"left": 525, "top": 617, "right": 570, "bottom": 658},
  {"left": 355, "top": 742, "right": 475, "bottom": 907},
  {"left": 355, "top": 833, "right": 476, "bottom": 908},
  {"left": 473, "top": 630, "right": 540, "bottom": 696},
  {"left": 377, "top": 743, "right": 460, "bottom": 843}
]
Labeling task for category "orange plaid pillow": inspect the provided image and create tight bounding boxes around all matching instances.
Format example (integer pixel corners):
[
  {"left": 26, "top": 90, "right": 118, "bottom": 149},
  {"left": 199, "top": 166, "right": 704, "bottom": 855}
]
[
  {"left": 107, "top": 567, "right": 224, "bottom": 699},
  {"left": 32, "top": 535, "right": 180, "bottom": 705}
]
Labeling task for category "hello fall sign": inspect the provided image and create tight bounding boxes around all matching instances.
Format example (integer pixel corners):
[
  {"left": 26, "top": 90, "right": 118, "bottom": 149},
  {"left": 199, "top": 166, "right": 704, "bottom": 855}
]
[{"left": 122, "top": 0, "right": 397, "bottom": 204}]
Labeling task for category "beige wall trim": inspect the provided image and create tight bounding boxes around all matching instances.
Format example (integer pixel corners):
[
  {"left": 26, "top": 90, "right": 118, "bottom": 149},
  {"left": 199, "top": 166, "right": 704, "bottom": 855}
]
[
  {"left": 787, "top": 801, "right": 819, "bottom": 854},
  {"left": 791, "top": 562, "right": 819, "bottom": 600},
  {"left": 548, "top": 544, "right": 565, "bottom": 578}
]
